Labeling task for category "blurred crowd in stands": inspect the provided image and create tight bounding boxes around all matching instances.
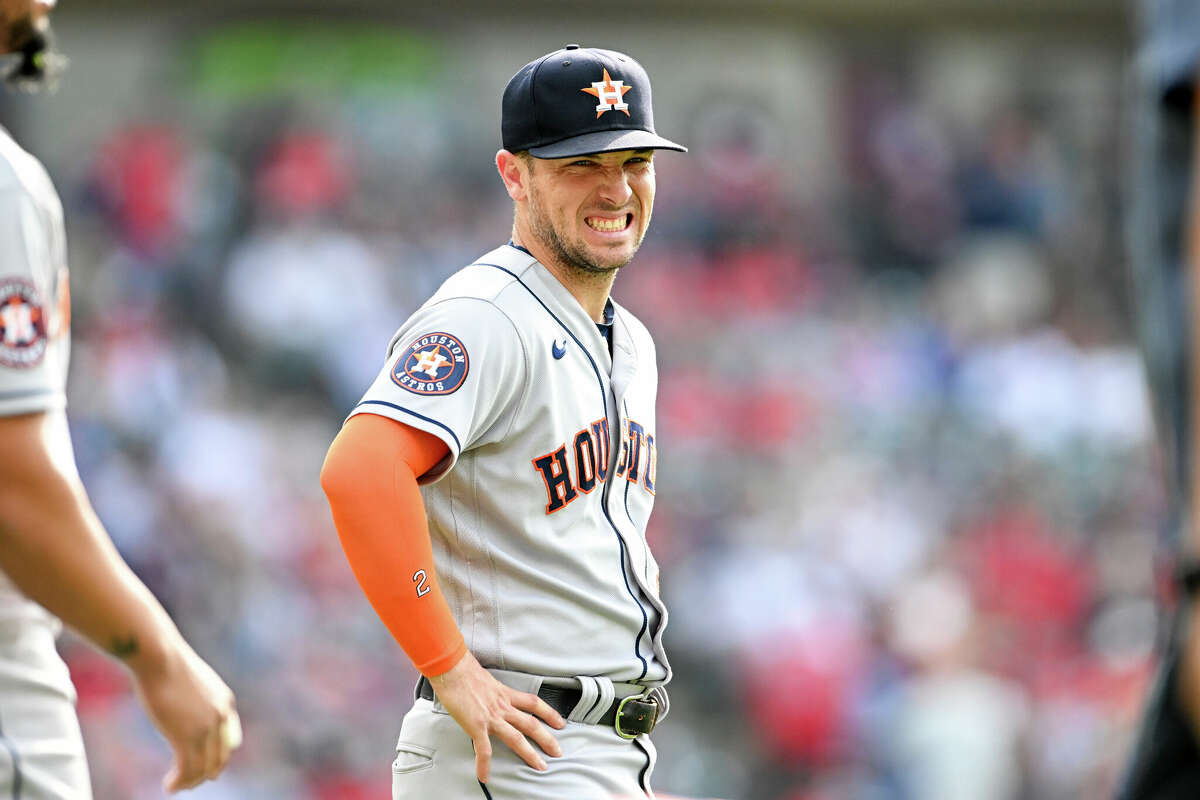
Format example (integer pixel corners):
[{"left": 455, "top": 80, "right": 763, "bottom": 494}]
[{"left": 25, "top": 38, "right": 1152, "bottom": 800}]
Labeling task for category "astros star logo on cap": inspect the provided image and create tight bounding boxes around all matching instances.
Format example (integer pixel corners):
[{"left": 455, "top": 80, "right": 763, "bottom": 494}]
[
  {"left": 500, "top": 45, "right": 686, "bottom": 157},
  {"left": 581, "top": 68, "right": 632, "bottom": 118}
]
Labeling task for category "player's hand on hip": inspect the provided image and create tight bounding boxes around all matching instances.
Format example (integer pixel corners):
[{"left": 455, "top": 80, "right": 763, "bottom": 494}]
[
  {"left": 428, "top": 650, "right": 566, "bottom": 783},
  {"left": 128, "top": 641, "right": 240, "bottom": 793}
]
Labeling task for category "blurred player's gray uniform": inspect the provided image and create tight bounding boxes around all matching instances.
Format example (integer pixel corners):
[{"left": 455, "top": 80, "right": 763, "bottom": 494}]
[
  {"left": 0, "top": 126, "right": 92, "bottom": 798},
  {"left": 353, "top": 244, "right": 669, "bottom": 798},
  {"left": 1123, "top": 1, "right": 1200, "bottom": 797}
]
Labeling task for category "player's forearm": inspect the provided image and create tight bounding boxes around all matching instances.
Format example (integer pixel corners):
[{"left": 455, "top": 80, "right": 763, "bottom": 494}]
[
  {"left": 0, "top": 417, "right": 185, "bottom": 678},
  {"left": 0, "top": 478, "right": 187, "bottom": 674},
  {"left": 331, "top": 497, "right": 468, "bottom": 677},
  {"left": 321, "top": 415, "right": 466, "bottom": 676}
]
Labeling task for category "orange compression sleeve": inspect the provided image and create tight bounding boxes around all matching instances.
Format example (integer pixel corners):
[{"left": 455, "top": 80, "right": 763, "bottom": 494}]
[{"left": 320, "top": 413, "right": 466, "bottom": 677}]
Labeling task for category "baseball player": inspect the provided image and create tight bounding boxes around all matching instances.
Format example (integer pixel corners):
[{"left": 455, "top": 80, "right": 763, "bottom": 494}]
[
  {"left": 1122, "top": 1, "right": 1200, "bottom": 797},
  {"left": 321, "top": 44, "right": 684, "bottom": 799},
  {"left": 0, "top": 1, "right": 240, "bottom": 796}
]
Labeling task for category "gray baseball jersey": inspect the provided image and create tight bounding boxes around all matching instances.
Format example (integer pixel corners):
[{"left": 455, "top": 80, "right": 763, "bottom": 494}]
[
  {"left": 0, "top": 126, "right": 92, "bottom": 800},
  {"left": 351, "top": 243, "right": 670, "bottom": 688},
  {"left": 0, "top": 125, "right": 71, "bottom": 628}
]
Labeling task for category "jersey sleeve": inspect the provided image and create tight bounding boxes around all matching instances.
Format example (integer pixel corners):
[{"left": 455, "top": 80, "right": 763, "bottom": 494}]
[
  {"left": 349, "top": 297, "right": 527, "bottom": 483},
  {"left": 0, "top": 187, "right": 64, "bottom": 417}
]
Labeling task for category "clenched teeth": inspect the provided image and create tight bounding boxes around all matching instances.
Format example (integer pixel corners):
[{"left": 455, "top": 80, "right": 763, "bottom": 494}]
[{"left": 586, "top": 214, "right": 630, "bottom": 232}]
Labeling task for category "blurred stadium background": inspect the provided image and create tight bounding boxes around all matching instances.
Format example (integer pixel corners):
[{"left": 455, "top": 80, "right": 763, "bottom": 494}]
[{"left": 0, "top": 0, "right": 1151, "bottom": 798}]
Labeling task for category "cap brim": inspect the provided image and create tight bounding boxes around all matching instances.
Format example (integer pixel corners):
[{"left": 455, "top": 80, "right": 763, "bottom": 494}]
[{"left": 527, "top": 129, "right": 687, "bottom": 158}]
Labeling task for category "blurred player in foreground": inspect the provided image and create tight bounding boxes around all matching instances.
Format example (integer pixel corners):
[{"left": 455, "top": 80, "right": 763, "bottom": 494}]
[
  {"left": 323, "top": 44, "right": 686, "bottom": 798},
  {"left": 0, "top": 0, "right": 240, "bottom": 796},
  {"left": 1123, "top": 1, "right": 1200, "bottom": 797}
]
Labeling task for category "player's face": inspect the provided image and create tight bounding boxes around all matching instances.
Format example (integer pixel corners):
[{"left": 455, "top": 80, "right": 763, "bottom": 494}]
[{"left": 523, "top": 149, "right": 655, "bottom": 276}]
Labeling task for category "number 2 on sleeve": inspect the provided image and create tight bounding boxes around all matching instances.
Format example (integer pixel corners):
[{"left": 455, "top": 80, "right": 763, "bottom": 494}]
[{"left": 413, "top": 569, "right": 431, "bottom": 597}]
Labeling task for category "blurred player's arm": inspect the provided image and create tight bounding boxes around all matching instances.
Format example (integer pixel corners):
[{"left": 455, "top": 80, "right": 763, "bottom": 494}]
[
  {"left": 321, "top": 413, "right": 564, "bottom": 783},
  {"left": 0, "top": 409, "right": 238, "bottom": 793},
  {"left": 1181, "top": 63, "right": 1200, "bottom": 730}
]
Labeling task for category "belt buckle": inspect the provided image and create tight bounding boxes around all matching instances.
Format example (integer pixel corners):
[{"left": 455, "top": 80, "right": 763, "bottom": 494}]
[{"left": 614, "top": 693, "right": 658, "bottom": 740}]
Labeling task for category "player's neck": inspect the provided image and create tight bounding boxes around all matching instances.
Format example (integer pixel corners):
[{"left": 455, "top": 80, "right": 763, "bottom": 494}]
[{"left": 510, "top": 234, "right": 616, "bottom": 324}]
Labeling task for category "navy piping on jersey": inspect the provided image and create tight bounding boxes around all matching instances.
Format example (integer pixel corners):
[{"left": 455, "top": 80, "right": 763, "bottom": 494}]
[
  {"left": 621, "top": 398, "right": 656, "bottom": 668},
  {"left": 353, "top": 399, "right": 462, "bottom": 453},
  {"left": 581, "top": 691, "right": 604, "bottom": 722},
  {"left": 0, "top": 387, "right": 56, "bottom": 403},
  {"left": 509, "top": 241, "right": 615, "bottom": 345},
  {"left": 476, "top": 257, "right": 651, "bottom": 679},
  {"left": 634, "top": 737, "right": 653, "bottom": 793},
  {"left": 0, "top": 713, "right": 23, "bottom": 800}
]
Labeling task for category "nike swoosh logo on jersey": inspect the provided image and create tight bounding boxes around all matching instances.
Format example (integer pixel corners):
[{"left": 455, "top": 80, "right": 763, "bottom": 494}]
[{"left": 552, "top": 339, "right": 567, "bottom": 359}]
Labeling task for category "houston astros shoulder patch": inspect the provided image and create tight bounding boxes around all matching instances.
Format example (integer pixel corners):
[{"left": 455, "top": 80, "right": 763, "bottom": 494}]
[
  {"left": 391, "top": 331, "right": 469, "bottom": 395},
  {"left": 0, "top": 278, "right": 48, "bottom": 368}
]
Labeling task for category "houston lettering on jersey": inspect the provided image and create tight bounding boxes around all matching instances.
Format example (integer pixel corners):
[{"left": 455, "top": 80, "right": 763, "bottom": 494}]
[{"left": 532, "top": 417, "right": 656, "bottom": 514}]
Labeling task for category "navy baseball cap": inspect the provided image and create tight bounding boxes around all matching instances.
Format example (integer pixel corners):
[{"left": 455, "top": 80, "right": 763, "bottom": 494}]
[{"left": 501, "top": 44, "right": 686, "bottom": 159}]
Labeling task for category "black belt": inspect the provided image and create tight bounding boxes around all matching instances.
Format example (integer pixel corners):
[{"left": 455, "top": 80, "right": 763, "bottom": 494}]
[{"left": 416, "top": 676, "right": 658, "bottom": 738}]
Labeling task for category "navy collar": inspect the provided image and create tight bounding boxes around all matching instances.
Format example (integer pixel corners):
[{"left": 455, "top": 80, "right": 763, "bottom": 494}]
[{"left": 596, "top": 299, "right": 615, "bottom": 352}]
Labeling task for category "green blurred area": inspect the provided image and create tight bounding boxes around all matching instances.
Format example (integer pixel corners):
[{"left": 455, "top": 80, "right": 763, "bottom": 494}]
[{"left": 189, "top": 23, "right": 440, "bottom": 97}]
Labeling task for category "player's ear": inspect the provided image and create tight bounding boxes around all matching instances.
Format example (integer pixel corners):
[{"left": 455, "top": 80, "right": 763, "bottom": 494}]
[{"left": 496, "top": 149, "right": 529, "bottom": 202}]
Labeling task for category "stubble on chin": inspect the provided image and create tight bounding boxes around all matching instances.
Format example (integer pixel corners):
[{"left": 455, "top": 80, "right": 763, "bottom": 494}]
[{"left": 526, "top": 185, "right": 639, "bottom": 278}]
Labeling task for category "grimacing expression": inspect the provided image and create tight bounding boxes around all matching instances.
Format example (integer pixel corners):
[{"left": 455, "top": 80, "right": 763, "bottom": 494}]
[{"left": 523, "top": 149, "right": 656, "bottom": 276}]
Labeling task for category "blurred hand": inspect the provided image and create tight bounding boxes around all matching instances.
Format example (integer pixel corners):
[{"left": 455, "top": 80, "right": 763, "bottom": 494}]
[
  {"left": 428, "top": 650, "right": 565, "bottom": 783},
  {"left": 1181, "top": 608, "right": 1200, "bottom": 725},
  {"left": 130, "top": 643, "right": 239, "bottom": 793}
]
